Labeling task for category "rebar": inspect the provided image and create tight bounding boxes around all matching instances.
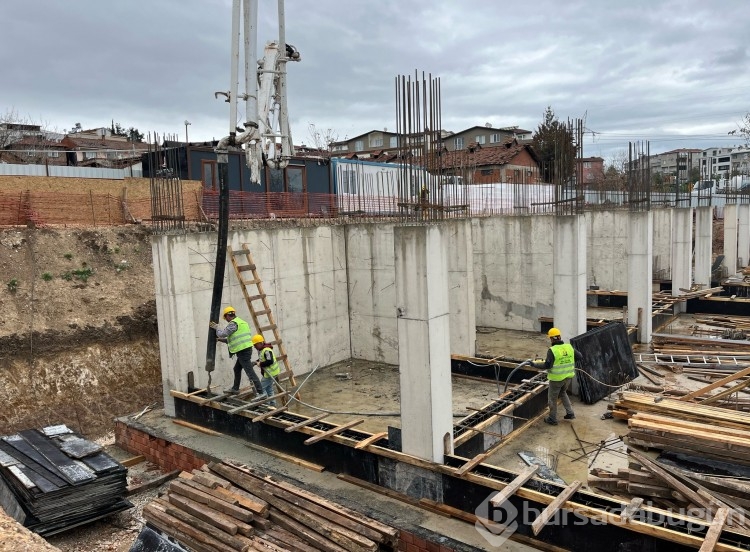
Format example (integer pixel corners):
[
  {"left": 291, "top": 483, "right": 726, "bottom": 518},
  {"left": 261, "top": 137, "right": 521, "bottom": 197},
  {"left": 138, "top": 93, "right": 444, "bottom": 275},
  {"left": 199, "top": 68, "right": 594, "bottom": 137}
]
[{"left": 148, "top": 132, "right": 186, "bottom": 233}]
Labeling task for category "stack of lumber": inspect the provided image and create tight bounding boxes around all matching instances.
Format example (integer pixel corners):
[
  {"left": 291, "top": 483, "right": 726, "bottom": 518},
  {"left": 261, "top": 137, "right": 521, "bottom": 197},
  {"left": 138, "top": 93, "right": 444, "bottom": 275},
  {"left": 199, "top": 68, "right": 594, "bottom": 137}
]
[
  {"left": 627, "top": 413, "right": 750, "bottom": 466},
  {"left": 589, "top": 452, "right": 750, "bottom": 533},
  {"left": 652, "top": 333, "right": 750, "bottom": 356},
  {"left": 612, "top": 391, "right": 750, "bottom": 428},
  {"left": 142, "top": 460, "right": 398, "bottom": 552}
]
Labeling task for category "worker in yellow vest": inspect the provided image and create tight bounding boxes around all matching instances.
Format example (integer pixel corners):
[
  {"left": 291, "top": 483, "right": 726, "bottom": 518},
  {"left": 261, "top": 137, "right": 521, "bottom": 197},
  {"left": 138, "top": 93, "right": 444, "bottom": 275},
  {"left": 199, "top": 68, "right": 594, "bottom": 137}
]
[
  {"left": 252, "top": 334, "right": 281, "bottom": 406},
  {"left": 534, "top": 328, "right": 584, "bottom": 426},
  {"left": 209, "top": 306, "right": 265, "bottom": 397}
]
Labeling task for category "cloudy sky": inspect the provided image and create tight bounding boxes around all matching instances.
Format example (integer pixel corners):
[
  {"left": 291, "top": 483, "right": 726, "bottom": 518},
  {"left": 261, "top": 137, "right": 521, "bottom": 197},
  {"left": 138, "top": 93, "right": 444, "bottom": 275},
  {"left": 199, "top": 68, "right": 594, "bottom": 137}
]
[{"left": 2, "top": 0, "right": 749, "bottom": 161}]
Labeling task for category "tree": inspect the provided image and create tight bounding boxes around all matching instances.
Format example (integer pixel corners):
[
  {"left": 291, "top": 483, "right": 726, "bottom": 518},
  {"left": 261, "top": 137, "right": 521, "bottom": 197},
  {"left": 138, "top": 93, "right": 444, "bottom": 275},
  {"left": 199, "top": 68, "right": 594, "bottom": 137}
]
[
  {"left": 0, "top": 109, "right": 56, "bottom": 163},
  {"left": 306, "top": 123, "right": 338, "bottom": 153},
  {"left": 729, "top": 112, "right": 750, "bottom": 145},
  {"left": 110, "top": 121, "right": 144, "bottom": 142},
  {"left": 531, "top": 106, "right": 576, "bottom": 185}
]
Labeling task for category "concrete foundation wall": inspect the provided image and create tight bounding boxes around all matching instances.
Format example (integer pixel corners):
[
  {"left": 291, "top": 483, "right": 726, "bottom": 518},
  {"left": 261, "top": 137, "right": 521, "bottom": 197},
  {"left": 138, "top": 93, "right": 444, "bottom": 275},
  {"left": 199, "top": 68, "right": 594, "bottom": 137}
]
[
  {"left": 652, "top": 208, "right": 673, "bottom": 279},
  {"left": 588, "top": 210, "right": 629, "bottom": 290},
  {"left": 472, "top": 215, "right": 554, "bottom": 331}
]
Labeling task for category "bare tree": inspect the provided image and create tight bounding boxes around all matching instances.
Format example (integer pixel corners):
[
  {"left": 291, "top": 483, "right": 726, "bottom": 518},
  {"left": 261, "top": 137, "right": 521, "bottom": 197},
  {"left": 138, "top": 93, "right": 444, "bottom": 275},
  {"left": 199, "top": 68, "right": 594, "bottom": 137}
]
[
  {"left": 0, "top": 109, "right": 59, "bottom": 164},
  {"left": 306, "top": 123, "right": 339, "bottom": 154},
  {"left": 729, "top": 113, "right": 750, "bottom": 146}
]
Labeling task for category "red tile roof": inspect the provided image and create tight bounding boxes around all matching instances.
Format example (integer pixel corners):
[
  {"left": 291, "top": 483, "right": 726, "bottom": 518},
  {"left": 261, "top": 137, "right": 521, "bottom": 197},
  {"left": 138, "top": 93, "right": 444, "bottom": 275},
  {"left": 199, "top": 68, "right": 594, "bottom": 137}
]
[{"left": 440, "top": 138, "right": 538, "bottom": 169}]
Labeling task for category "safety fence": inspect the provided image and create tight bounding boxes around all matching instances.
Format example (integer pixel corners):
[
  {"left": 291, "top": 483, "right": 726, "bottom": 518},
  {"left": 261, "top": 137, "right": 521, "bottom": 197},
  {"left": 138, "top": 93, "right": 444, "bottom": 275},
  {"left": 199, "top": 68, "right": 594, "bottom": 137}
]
[{"left": 1, "top": 186, "right": 741, "bottom": 227}]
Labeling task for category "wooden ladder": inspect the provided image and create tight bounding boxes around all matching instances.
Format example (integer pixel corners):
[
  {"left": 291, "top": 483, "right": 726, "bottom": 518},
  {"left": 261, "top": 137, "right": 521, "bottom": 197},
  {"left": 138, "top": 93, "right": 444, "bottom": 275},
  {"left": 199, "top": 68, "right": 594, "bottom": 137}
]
[{"left": 227, "top": 244, "right": 297, "bottom": 398}]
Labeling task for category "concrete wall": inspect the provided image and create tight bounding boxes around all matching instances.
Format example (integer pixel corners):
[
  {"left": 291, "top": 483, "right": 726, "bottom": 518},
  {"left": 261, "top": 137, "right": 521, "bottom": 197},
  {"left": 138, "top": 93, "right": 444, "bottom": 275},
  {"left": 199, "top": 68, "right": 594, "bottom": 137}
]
[
  {"left": 652, "top": 208, "right": 673, "bottom": 279},
  {"left": 588, "top": 210, "right": 629, "bottom": 290},
  {"left": 472, "top": 215, "right": 554, "bottom": 331},
  {"left": 153, "top": 227, "right": 351, "bottom": 415}
]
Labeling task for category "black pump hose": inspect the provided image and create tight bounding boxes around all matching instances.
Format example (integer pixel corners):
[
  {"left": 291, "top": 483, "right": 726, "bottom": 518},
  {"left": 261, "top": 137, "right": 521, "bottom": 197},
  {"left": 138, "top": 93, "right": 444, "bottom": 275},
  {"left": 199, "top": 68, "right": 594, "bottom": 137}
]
[{"left": 205, "top": 154, "right": 231, "bottom": 391}]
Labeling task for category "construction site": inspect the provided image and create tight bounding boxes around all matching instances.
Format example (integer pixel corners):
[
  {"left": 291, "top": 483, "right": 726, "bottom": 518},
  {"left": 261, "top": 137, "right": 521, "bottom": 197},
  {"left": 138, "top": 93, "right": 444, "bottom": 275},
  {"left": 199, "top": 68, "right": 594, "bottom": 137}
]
[{"left": 4, "top": 2, "right": 750, "bottom": 552}]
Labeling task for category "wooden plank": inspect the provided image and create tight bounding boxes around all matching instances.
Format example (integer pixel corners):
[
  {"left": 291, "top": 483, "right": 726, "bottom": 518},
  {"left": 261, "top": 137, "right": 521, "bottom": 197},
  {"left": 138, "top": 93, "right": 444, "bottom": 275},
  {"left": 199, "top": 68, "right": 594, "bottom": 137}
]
[
  {"left": 701, "top": 378, "right": 750, "bottom": 404},
  {"left": 120, "top": 455, "right": 145, "bottom": 468},
  {"left": 170, "top": 480, "right": 254, "bottom": 523},
  {"left": 284, "top": 413, "right": 330, "bottom": 433},
  {"left": 126, "top": 469, "right": 181, "bottom": 496},
  {"left": 243, "top": 442, "right": 325, "bottom": 472},
  {"left": 699, "top": 507, "right": 729, "bottom": 552},
  {"left": 173, "top": 419, "right": 223, "bottom": 436},
  {"left": 167, "top": 492, "right": 252, "bottom": 536},
  {"left": 354, "top": 432, "right": 387, "bottom": 450},
  {"left": 252, "top": 405, "right": 288, "bottom": 423},
  {"left": 679, "top": 366, "right": 750, "bottom": 400},
  {"left": 490, "top": 464, "right": 541, "bottom": 506},
  {"left": 531, "top": 481, "right": 582, "bottom": 536},
  {"left": 304, "top": 419, "right": 364, "bottom": 445},
  {"left": 152, "top": 498, "right": 253, "bottom": 551},
  {"left": 456, "top": 452, "right": 490, "bottom": 476},
  {"left": 144, "top": 506, "right": 235, "bottom": 552},
  {"left": 269, "top": 510, "right": 349, "bottom": 552}
]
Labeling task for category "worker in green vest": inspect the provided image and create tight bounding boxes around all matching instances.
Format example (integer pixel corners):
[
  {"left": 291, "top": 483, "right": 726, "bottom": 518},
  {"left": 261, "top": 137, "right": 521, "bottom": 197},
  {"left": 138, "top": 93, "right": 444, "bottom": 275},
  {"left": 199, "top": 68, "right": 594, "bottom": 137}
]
[
  {"left": 534, "top": 328, "right": 583, "bottom": 426},
  {"left": 209, "top": 306, "right": 265, "bottom": 397},
  {"left": 252, "top": 334, "right": 281, "bottom": 406}
]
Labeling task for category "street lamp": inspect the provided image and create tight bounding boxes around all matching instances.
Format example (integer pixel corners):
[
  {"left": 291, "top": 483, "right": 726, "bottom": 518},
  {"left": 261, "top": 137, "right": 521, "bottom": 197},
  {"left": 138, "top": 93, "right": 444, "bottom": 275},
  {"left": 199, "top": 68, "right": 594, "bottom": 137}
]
[
  {"left": 184, "top": 120, "right": 191, "bottom": 144},
  {"left": 184, "top": 120, "right": 192, "bottom": 180}
]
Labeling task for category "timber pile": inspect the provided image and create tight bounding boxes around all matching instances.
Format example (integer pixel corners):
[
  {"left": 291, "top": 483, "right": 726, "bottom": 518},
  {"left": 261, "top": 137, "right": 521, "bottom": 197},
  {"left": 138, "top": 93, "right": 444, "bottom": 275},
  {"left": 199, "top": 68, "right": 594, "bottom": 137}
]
[
  {"left": 589, "top": 451, "right": 750, "bottom": 534},
  {"left": 652, "top": 333, "right": 750, "bottom": 355},
  {"left": 142, "top": 460, "right": 398, "bottom": 552},
  {"left": 627, "top": 413, "right": 750, "bottom": 466},
  {"left": 612, "top": 391, "right": 750, "bottom": 429}
]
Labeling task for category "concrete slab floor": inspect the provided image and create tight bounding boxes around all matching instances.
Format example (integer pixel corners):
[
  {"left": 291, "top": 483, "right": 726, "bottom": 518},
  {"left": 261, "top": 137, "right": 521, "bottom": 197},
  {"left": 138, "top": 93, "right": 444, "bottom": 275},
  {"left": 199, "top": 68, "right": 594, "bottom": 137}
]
[{"left": 279, "top": 313, "right": 722, "bottom": 490}]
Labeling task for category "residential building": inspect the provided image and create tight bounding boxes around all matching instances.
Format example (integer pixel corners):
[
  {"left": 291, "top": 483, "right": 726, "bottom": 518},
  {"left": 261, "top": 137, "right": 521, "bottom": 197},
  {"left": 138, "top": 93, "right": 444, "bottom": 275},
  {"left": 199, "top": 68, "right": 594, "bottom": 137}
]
[
  {"left": 697, "top": 145, "right": 750, "bottom": 180},
  {"left": 61, "top": 127, "right": 148, "bottom": 167},
  {"left": 578, "top": 156, "right": 605, "bottom": 186},
  {"left": 640, "top": 148, "right": 701, "bottom": 187},
  {"left": 443, "top": 125, "right": 531, "bottom": 152},
  {"left": 329, "top": 130, "right": 402, "bottom": 158},
  {"left": 440, "top": 138, "right": 540, "bottom": 184}
]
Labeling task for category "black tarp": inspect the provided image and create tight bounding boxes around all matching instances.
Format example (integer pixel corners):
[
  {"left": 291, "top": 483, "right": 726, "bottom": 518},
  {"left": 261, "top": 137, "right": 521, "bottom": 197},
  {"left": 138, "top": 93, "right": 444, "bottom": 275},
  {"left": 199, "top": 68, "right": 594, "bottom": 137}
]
[{"left": 571, "top": 322, "right": 639, "bottom": 404}]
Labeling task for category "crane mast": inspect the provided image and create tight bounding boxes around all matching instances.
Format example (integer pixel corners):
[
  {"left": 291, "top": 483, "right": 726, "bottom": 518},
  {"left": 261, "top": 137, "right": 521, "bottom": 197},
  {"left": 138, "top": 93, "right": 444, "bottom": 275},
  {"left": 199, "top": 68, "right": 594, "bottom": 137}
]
[{"left": 216, "top": 0, "right": 300, "bottom": 184}]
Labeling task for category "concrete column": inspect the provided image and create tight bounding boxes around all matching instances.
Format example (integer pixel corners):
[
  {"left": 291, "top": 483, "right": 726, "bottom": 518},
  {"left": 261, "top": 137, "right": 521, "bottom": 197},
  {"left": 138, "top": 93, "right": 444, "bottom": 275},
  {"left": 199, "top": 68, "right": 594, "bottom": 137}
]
[
  {"left": 447, "top": 219, "right": 476, "bottom": 356},
  {"left": 553, "top": 215, "right": 587, "bottom": 394},
  {"left": 694, "top": 206, "right": 713, "bottom": 288},
  {"left": 152, "top": 234, "right": 199, "bottom": 417},
  {"left": 671, "top": 208, "right": 693, "bottom": 313},
  {"left": 627, "top": 211, "right": 653, "bottom": 343},
  {"left": 395, "top": 225, "right": 453, "bottom": 462},
  {"left": 738, "top": 204, "right": 750, "bottom": 269},
  {"left": 724, "top": 203, "right": 738, "bottom": 276},
  {"left": 553, "top": 215, "right": 587, "bottom": 337}
]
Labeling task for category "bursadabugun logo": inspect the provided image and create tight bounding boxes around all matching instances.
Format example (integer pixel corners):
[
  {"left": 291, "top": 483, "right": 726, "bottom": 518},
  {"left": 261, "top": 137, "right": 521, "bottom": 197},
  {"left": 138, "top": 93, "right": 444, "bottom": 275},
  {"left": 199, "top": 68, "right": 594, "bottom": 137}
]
[{"left": 475, "top": 492, "right": 519, "bottom": 547}]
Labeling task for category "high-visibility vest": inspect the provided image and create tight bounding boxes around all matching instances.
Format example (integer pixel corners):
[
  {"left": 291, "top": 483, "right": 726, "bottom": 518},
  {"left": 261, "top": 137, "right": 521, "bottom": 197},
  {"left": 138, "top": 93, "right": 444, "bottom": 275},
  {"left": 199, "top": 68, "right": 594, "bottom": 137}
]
[
  {"left": 260, "top": 346, "right": 280, "bottom": 378},
  {"left": 226, "top": 317, "right": 253, "bottom": 354},
  {"left": 548, "top": 343, "right": 576, "bottom": 381}
]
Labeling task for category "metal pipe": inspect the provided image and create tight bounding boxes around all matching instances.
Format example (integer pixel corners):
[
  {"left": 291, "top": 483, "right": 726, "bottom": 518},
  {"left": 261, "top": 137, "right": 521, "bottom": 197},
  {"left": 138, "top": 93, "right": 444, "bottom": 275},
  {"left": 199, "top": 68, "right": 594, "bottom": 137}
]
[
  {"left": 229, "top": 0, "right": 241, "bottom": 137},
  {"left": 503, "top": 359, "right": 534, "bottom": 393}
]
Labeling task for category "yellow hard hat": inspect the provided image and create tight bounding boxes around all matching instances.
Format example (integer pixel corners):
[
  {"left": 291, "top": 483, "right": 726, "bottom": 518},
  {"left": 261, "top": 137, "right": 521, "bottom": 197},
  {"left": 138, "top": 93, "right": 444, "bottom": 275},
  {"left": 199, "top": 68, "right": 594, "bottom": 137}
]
[
  {"left": 222, "top": 306, "right": 236, "bottom": 317},
  {"left": 547, "top": 327, "right": 561, "bottom": 338},
  {"left": 251, "top": 334, "right": 264, "bottom": 345}
]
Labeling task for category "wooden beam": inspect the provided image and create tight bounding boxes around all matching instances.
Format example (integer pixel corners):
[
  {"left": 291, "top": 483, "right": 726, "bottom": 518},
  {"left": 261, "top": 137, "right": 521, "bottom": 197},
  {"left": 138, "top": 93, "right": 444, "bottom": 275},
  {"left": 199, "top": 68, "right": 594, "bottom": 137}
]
[
  {"left": 699, "top": 507, "right": 728, "bottom": 552},
  {"left": 456, "top": 452, "right": 490, "bottom": 476},
  {"left": 304, "top": 419, "right": 364, "bottom": 445},
  {"left": 252, "top": 405, "right": 287, "bottom": 423},
  {"left": 121, "top": 455, "right": 145, "bottom": 468},
  {"left": 531, "top": 481, "right": 582, "bottom": 536},
  {"left": 701, "top": 378, "right": 750, "bottom": 405},
  {"left": 679, "top": 366, "right": 750, "bottom": 401},
  {"left": 354, "top": 432, "right": 388, "bottom": 450},
  {"left": 172, "top": 419, "right": 222, "bottom": 436},
  {"left": 284, "top": 412, "right": 330, "bottom": 433},
  {"left": 243, "top": 442, "right": 325, "bottom": 472},
  {"left": 490, "top": 464, "right": 540, "bottom": 506}
]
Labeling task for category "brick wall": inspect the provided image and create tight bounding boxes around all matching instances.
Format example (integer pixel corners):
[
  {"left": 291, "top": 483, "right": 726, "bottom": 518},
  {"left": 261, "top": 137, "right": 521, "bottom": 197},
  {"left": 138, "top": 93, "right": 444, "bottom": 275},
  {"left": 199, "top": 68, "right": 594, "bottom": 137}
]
[
  {"left": 399, "top": 530, "right": 455, "bottom": 552},
  {"left": 114, "top": 421, "right": 211, "bottom": 473}
]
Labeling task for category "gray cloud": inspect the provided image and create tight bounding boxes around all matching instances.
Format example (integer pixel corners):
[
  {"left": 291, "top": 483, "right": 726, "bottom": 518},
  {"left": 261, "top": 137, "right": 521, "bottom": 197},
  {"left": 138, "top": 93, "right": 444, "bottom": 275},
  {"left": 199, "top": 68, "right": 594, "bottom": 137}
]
[{"left": 1, "top": 0, "right": 748, "bottom": 160}]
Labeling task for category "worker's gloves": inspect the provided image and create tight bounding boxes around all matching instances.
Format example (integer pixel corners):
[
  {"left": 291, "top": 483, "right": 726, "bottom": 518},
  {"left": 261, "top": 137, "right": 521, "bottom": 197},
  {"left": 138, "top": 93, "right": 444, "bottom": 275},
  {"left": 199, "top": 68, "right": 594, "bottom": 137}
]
[{"left": 209, "top": 321, "right": 219, "bottom": 330}]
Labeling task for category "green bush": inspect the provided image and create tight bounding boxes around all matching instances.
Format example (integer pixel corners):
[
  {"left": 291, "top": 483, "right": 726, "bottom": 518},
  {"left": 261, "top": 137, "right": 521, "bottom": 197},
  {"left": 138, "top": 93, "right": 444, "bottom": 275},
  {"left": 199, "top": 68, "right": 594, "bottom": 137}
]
[
  {"left": 6, "top": 278, "right": 18, "bottom": 292},
  {"left": 60, "top": 272, "right": 73, "bottom": 281},
  {"left": 41, "top": 273, "right": 53, "bottom": 281},
  {"left": 63, "top": 253, "right": 73, "bottom": 260}
]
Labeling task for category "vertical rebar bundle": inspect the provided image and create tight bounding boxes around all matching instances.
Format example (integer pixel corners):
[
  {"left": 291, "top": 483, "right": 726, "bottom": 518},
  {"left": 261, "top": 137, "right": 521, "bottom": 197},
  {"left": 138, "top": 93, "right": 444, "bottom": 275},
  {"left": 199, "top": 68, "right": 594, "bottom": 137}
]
[
  {"left": 394, "top": 71, "right": 467, "bottom": 222},
  {"left": 627, "top": 141, "right": 651, "bottom": 212},
  {"left": 149, "top": 132, "right": 186, "bottom": 233},
  {"left": 552, "top": 118, "right": 583, "bottom": 216}
]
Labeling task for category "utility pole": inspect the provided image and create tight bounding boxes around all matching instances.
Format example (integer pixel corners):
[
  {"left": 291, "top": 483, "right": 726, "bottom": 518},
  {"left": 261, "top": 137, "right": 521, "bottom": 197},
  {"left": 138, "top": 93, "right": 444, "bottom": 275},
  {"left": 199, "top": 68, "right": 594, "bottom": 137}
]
[{"left": 185, "top": 120, "right": 192, "bottom": 180}]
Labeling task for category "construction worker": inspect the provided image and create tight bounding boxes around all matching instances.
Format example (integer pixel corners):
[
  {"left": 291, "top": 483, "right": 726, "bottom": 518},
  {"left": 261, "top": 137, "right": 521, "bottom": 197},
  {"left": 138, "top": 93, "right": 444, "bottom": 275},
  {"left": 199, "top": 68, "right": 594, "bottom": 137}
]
[
  {"left": 534, "top": 328, "right": 583, "bottom": 426},
  {"left": 209, "top": 307, "right": 265, "bottom": 397},
  {"left": 252, "top": 334, "right": 280, "bottom": 406}
]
